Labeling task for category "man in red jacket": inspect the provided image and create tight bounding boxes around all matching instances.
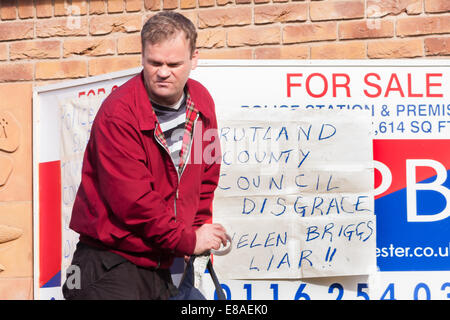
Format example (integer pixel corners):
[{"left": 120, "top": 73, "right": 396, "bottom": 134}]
[{"left": 62, "top": 11, "right": 228, "bottom": 300}]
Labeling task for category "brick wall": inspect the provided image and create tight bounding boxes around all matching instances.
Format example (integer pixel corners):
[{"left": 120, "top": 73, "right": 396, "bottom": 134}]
[
  {"left": 0, "top": 0, "right": 448, "bottom": 300},
  {"left": 0, "top": 0, "right": 449, "bottom": 84}
]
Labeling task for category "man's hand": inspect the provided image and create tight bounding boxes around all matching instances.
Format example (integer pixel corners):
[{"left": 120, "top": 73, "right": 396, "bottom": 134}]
[{"left": 194, "top": 223, "right": 228, "bottom": 255}]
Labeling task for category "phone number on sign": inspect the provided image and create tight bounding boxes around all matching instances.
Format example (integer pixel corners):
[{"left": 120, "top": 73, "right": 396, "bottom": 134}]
[{"left": 211, "top": 281, "right": 450, "bottom": 300}]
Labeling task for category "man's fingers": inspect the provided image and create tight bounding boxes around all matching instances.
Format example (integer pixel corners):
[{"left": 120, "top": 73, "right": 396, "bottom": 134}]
[
  {"left": 213, "top": 231, "right": 229, "bottom": 248},
  {"left": 219, "top": 233, "right": 229, "bottom": 246},
  {"left": 211, "top": 223, "right": 226, "bottom": 235},
  {"left": 194, "top": 223, "right": 229, "bottom": 255},
  {"left": 212, "top": 225, "right": 228, "bottom": 246},
  {"left": 213, "top": 240, "right": 221, "bottom": 250}
]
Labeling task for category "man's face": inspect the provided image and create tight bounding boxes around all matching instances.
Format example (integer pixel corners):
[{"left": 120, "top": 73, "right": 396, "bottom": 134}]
[{"left": 142, "top": 31, "right": 198, "bottom": 106}]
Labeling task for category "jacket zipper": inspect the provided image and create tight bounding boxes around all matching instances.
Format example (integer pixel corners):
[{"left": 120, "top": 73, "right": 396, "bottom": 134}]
[
  {"left": 153, "top": 130, "right": 171, "bottom": 270},
  {"left": 153, "top": 113, "right": 199, "bottom": 266},
  {"left": 173, "top": 114, "right": 199, "bottom": 219}
]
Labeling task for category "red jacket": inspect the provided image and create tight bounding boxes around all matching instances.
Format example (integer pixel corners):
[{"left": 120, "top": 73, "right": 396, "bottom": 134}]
[{"left": 69, "top": 72, "right": 221, "bottom": 269}]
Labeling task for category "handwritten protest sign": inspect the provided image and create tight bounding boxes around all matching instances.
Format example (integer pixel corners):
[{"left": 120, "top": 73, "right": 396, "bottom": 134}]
[
  {"left": 60, "top": 94, "right": 105, "bottom": 277},
  {"left": 212, "top": 107, "right": 375, "bottom": 279}
]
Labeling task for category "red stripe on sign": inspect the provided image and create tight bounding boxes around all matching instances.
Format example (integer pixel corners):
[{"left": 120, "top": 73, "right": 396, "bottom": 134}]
[{"left": 39, "top": 161, "right": 62, "bottom": 288}]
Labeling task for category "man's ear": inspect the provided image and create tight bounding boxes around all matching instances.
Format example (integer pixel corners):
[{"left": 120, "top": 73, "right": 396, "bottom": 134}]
[{"left": 191, "top": 49, "right": 199, "bottom": 70}]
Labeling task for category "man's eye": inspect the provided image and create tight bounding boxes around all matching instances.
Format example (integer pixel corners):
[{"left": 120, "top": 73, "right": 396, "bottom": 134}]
[{"left": 168, "top": 63, "right": 181, "bottom": 68}]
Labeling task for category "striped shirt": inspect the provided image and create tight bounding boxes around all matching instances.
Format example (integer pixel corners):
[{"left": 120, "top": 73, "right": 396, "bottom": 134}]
[{"left": 151, "top": 94, "right": 187, "bottom": 169}]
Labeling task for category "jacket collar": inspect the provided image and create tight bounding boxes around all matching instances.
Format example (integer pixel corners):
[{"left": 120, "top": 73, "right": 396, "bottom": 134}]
[
  {"left": 134, "top": 71, "right": 212, "bottom": 131},
  {"left": 185, "top": 78, "right": 214, "bottom": 122}
]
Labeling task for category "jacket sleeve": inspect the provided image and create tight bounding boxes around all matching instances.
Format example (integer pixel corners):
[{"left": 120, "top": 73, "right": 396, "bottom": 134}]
[{"left": 90, "top": 113, "right": 196, "bottom": 256}]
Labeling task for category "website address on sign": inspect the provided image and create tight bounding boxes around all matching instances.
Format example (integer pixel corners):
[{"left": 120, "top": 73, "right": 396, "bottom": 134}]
[{"left": 377, "top": 243, "right": 449, "bottom": 258}]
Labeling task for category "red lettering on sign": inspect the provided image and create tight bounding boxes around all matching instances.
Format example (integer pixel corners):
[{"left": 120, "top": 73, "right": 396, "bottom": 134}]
[
  {"left": 287, "top": 73, "right": 302, "bottom": 98},
  {"left": 384, "top": 73, "right": 404, "bottom": 97},
  {"left": 287, "top": 73, "right": 351, "bottom": 98},
  {"left": 332, "top": 73, "right": 351, "bottom": 97},
  {"left": 426, "top": 73, "right": 443, "bottom": 98},
  {"left": 363, "top": 73, "right": 382, "bottom": 98},
  {"left": 306, "top": 73, "right": 328, "bottom": 98},
  {"left": 364, "top": 73, "right": 444, "bottom": 98}
]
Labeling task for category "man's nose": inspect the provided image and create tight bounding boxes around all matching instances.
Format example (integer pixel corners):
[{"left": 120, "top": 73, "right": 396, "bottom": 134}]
[{"left": 157, "top": 65, "right": 170, "bottom": 78}]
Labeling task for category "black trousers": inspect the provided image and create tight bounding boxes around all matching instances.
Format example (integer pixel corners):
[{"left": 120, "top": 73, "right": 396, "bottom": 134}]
[{"left": 62, "top": 242, "right": 178, "bottom": 300}]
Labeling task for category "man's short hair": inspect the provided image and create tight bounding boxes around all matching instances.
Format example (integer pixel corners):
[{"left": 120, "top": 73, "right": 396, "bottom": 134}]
[{"left": 141, "top": 11, "right": 197, "bottom": 57}]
